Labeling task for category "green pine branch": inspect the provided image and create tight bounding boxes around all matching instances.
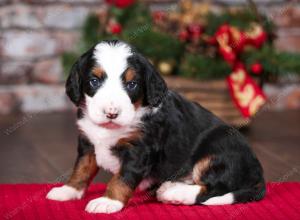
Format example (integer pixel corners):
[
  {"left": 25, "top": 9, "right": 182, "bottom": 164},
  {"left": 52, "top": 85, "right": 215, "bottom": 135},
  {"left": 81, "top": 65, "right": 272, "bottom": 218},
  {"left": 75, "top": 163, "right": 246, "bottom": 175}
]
[
  {"left": 61, "top": 2, "right": 300, "bottom": 80},
  {"left": 179, "top": 53, "right": 231, "bottom": 79},
  {"left": 242, "top": 45, "right": 300, "bottom": 75}
]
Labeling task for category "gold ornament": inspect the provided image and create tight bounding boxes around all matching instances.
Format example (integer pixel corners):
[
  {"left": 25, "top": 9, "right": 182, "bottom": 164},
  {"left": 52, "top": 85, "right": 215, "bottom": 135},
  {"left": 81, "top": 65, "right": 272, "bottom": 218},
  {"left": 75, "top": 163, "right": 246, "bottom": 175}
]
[
  {"left": 158, "top": 61, "right": 174, "bottom": 75},
  {"left": 176, "top": 1, "right": 210, "bottom": 27},
  {"left": 245, "top": 23, "right": 263, "bottom": 38},
  {"left": 180, "top": 0, "right": 193, "bottom": 12}
]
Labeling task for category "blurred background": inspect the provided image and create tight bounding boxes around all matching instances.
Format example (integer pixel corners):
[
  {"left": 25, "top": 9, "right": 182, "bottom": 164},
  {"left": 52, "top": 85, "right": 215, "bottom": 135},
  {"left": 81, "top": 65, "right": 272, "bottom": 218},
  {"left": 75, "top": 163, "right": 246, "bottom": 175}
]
[{"left": 0, "top": 0, "right": 299, "bottom": 184}]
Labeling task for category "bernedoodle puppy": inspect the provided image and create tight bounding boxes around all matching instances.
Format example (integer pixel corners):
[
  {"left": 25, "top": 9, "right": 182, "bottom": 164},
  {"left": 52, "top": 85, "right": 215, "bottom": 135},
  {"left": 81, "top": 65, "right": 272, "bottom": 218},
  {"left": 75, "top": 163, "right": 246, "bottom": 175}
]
[{"left": 46, "top": 40, "right": 265, "bottom": 214}]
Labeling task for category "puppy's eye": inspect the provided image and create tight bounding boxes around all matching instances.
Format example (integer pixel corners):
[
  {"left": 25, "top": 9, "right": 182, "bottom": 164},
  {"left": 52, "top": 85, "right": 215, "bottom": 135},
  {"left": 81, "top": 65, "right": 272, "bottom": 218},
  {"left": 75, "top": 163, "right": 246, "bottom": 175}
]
[
  {"left": 89, "top": 78, "right": 101, "bottom": 88},
  {"left": 126, "top": 81, "right": 137, "bottom": 90}
]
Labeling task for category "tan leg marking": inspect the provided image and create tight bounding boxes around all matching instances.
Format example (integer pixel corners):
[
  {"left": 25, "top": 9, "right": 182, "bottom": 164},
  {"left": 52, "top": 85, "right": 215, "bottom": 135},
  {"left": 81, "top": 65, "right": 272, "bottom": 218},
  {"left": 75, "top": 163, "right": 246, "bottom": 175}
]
[
  {"left": 192, "top": 156, "right": 213, "bottom": 194},
  {"left": 104, "top": 174, "right": 134, "bottom": 204},
  {"left": 67, "top": 152, "right": 99, "bottom": 190}
]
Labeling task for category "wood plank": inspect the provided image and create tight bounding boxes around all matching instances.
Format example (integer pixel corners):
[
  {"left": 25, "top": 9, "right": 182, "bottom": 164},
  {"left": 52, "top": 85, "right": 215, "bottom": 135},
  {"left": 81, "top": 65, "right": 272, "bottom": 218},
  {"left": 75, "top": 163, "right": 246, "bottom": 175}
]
[{"left": 0, "top": 110, "right": 299, "bottom": 183}]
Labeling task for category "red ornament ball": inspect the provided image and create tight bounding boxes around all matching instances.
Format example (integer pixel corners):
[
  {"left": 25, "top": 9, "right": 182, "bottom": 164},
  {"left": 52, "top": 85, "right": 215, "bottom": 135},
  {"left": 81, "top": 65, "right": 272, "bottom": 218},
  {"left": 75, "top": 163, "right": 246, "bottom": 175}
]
[
  {"left": 187, "top": 24, "right": 203, "bottom": 36},
  {"left": 152, "top": 11, "right": 166, "bottom": 22},
  {"left": 251, "top": 62, "right": 263, "bottom": 74},
  {"left": 110, "top": 23, "right": 122, "bottom": 34},
  {"left": 106, "top": 0, "right": 135, "bottom": 8},
  {"left": 178, "top": 30, "right": 189, "bottom": 42}
]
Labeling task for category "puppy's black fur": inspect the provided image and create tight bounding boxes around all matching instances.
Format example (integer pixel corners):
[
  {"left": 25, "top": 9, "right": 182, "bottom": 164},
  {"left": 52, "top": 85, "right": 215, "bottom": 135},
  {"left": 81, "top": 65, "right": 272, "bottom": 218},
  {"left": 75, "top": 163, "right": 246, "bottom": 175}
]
[{"left": 66, "top": 40, "right": 265, "bottom": 205}]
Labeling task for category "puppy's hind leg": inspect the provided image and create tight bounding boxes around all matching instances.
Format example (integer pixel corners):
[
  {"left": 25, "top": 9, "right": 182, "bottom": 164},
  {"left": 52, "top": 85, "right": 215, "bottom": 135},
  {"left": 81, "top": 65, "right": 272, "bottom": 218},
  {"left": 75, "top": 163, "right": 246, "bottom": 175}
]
[
  {"left": 156, "top": 181, "right": 202, "bottom": 205},
  {"left": 156, "top": 155, "right": 216, "bottom": 205}
]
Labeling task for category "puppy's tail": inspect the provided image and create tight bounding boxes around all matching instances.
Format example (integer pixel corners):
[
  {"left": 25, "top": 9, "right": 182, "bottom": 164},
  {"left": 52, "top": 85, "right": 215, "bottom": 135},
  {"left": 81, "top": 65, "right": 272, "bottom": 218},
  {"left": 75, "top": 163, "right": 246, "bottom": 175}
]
[{"left": 196, "top": 182, "right": 266, "bottom": 205}]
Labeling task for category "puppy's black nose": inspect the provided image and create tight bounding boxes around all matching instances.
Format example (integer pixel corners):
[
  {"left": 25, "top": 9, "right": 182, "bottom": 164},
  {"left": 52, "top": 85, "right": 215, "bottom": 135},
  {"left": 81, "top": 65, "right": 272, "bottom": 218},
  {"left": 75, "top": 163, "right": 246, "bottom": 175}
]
[{"left": 106, "top": 113, "right": 118, "bottom": 119}]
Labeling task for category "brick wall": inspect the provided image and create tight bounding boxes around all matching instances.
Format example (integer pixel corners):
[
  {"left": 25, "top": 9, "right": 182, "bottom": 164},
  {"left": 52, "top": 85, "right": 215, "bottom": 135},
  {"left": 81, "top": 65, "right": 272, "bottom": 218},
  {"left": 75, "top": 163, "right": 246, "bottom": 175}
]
[
  {"left": 0, "top": 0, "right": 106, "bottom": 113},
  {"left": 0, "top": 0, "right": 300, "bottom": 114}
]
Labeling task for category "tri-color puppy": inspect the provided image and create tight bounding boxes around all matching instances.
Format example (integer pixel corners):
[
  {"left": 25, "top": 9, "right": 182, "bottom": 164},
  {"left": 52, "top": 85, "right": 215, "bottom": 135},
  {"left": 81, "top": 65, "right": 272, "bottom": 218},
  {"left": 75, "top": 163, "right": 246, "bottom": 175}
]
[{"left": 46, "top": 40, "right": 265, "bottom": 213}]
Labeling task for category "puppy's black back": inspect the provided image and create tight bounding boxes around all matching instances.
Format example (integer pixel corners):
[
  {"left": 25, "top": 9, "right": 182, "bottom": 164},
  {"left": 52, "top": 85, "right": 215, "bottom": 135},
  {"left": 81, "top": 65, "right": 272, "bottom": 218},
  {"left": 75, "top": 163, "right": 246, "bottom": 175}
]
[{"left": 119, "top": 90, "right": 266, "bottom": 204}]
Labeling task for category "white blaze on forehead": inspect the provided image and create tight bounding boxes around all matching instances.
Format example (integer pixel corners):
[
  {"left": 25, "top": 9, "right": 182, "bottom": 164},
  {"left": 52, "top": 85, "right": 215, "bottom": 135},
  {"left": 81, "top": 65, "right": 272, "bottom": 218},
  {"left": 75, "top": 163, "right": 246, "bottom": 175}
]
[
  {"left": 94, "top": 42, "right": 132, "bottom": 77},
  {"left": 86, "top": 41, "right": 137, "bottom": 128}
]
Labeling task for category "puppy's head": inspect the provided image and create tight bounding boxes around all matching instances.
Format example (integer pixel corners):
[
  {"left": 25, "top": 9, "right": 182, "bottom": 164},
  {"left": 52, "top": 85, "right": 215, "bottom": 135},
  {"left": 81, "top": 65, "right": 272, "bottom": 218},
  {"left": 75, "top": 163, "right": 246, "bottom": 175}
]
[{"left": 66, "top": 40, "right": 167, "bottom": 128}]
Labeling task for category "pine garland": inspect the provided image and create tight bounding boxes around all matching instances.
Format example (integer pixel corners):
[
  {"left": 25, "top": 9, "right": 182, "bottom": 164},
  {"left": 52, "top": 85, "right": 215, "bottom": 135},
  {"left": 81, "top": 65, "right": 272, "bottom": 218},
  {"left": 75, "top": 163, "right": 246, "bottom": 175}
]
[
  {"left": 62, "top": 1, "right": 300, "bottom": 80},
  {"left": 180, "top": 54, "right": 231, "bottom": 79},
  {"left": 242, "top": 45, "right": 300, "bottom": 76}
]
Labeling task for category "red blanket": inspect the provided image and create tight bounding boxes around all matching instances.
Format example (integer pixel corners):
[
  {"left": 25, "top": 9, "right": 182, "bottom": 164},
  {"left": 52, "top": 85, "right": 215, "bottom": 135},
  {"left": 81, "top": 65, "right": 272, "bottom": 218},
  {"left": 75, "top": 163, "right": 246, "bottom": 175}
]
[{"left": 1, "top": 183, "right": 300, "bottom": 220}]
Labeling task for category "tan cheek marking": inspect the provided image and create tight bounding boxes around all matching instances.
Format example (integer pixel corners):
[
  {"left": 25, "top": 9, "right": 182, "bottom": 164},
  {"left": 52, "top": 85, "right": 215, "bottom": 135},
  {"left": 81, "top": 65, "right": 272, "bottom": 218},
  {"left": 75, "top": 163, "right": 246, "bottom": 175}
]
[
  {"left": 92, "top": 67, "right": 105, "bottom": 78},
  {"left": 124, "top": 68, "right": 136, "bottom": 82},
  {"left": 67, "top": 152, "right": 99, "bottom": 190},
  {"left": 133, "top": 97, "right": 143, "bottom": 110},
  {"left": 104, "top": 174, "right": 133, "bottom": 204},
  {"left": 192, "top": 156, "right": 213, "bottom": 194}
]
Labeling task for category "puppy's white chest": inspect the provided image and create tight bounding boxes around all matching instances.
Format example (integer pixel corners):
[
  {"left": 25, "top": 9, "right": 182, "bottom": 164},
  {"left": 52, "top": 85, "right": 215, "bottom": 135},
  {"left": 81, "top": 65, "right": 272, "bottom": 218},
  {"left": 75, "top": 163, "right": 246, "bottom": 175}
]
[
  {"left": 77, "top": 117, "right": 135, "bottom": 174},
  {"left": 94, "top": 142, "right": 120, "bottom": 174}
]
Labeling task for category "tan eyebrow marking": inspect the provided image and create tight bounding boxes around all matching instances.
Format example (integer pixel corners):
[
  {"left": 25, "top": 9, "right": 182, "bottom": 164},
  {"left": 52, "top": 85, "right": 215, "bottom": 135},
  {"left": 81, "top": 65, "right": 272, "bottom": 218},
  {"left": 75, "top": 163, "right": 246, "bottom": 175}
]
[
  {"left": 92, "top": 67, "right": 105, "bottom": 78},
  {"left": 124, "top": 68, "right": 136, "bottom": 82}
]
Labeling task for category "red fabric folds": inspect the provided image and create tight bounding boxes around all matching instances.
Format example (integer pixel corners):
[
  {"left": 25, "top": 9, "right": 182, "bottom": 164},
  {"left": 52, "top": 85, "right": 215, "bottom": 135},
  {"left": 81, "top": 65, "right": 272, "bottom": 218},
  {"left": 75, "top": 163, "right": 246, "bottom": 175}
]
[{"left": 1, "top": 182, "right": 299, "bottom": 220}]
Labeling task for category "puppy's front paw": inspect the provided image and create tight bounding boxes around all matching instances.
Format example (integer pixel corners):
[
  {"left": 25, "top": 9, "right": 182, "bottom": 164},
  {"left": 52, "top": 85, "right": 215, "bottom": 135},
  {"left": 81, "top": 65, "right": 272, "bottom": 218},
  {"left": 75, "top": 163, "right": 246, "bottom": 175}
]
[
  {"left": 85, "top": 197, "right": 124, "bottom": 214},
  {"left": 46, "top": 185, "right": 84, "bottom": 201}
]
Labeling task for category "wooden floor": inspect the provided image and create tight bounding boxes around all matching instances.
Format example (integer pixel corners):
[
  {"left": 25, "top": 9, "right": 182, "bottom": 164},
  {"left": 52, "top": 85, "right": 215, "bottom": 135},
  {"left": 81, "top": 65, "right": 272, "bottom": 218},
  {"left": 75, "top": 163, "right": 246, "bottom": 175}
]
[{"left": 0, "top": 110, "right": 299, "bottom": 184}]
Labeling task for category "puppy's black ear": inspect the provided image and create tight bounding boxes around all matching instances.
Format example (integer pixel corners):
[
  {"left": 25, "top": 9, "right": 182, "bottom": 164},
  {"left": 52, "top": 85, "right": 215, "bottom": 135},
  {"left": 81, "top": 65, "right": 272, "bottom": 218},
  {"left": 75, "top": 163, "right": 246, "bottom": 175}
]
[
  {"left": 140, "top": 55, "right": 168, "bottom": 107},
  {"left": 66, "top": 47, "right": 94, "bottom": 106},
  {"left": 128, "top": 54, "right": 168, "bottom": 107},
  {"left": 66, "top": 61, "right": 82, "bottom": 106}
]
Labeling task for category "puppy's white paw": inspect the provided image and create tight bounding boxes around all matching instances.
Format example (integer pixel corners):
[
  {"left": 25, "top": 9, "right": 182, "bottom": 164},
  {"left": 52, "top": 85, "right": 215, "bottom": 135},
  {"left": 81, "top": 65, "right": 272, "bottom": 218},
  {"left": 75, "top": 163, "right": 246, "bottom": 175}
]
[
  {"left": 157, "top": 181, "right": 200, "bottom": 205},
  {"left": 85, "top": 197, "right": 124, "bottom": 214},
  {"left": 46, "top": 185, "right": 84, "bottom": 201}
]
